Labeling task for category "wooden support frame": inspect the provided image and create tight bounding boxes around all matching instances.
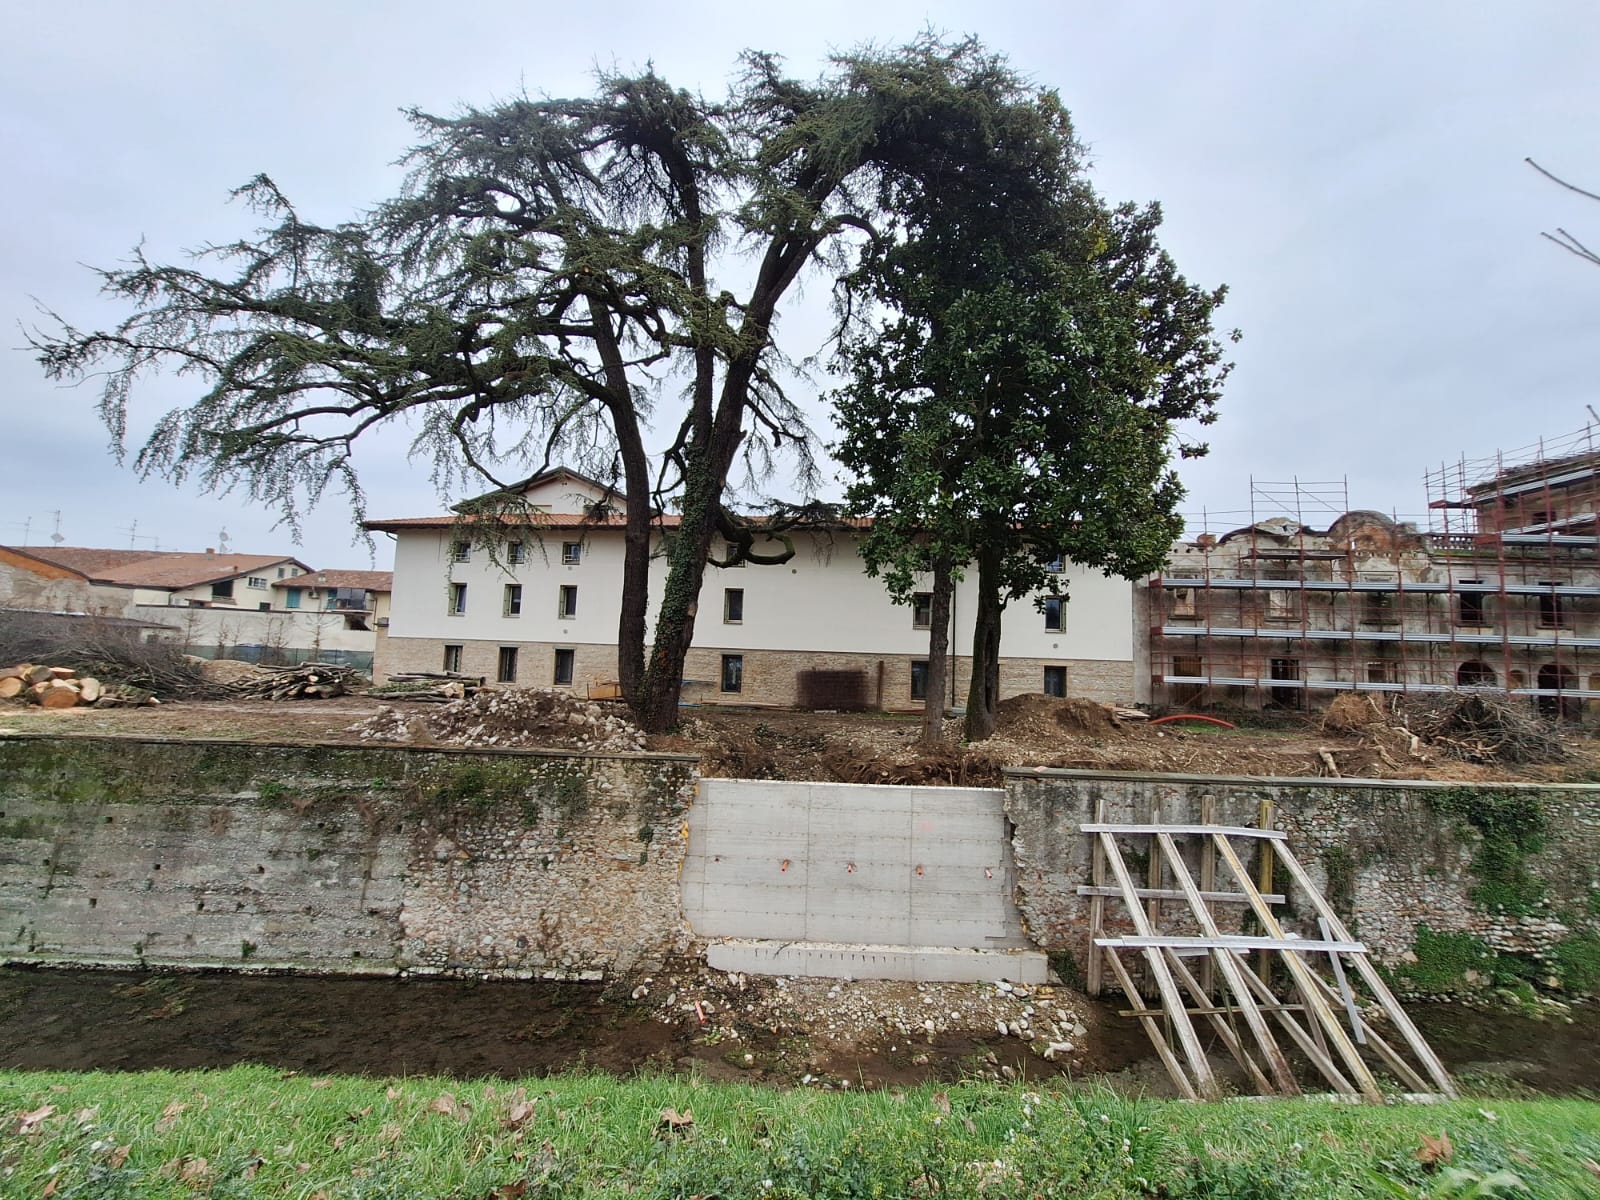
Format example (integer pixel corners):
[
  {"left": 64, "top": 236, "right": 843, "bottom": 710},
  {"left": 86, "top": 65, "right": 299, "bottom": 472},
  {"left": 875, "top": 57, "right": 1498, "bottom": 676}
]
[{"left": 1080, "top": 816, "right": 1454, "bottom": 1102}]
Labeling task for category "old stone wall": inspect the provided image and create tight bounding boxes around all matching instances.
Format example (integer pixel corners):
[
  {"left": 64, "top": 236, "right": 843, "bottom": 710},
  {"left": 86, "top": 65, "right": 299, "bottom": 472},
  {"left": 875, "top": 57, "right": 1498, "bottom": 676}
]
[
  {"left": 1004, "top": 768, "right": 1600, "bottom": 996},
  {"left": 0, "top": 735, "right": 697, "bottom": 979}
]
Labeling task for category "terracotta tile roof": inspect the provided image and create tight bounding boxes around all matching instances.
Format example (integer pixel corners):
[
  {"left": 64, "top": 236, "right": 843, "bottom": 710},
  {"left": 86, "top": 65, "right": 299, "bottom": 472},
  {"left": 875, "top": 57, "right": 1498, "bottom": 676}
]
[
  {"left": 18, "top": 546, "right": 309, "bottom": 589},
  {"left": 273, "top": 570, "right": 393, "bottom": 591},
  {"left": 364, "top": 512, "right": 678, "bottom": 532}
]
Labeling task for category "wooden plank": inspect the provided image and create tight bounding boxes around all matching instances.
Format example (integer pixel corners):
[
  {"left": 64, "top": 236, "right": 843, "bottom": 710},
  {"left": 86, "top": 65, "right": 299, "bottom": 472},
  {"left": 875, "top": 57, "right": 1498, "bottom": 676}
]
[
  {"left": 1086, "top": 798, "right": 1107, "bottom": 997},
  {"left": 1102, "top": 946, "right": 1198, "bottom": 1101},
  {"left": 1199, "top": 796, "right": 1218, "bottom": 998},
  {"left": 1299, "top": 967, "right": 1433, "bottom": 1094},
  {"left": 1212, "top": 833, "right": 1385, "bottom": 1103},
  {"left": 1159, "top": 830, "right": 1299, "bottom": 1095},
  {"left": 1076, "top": 886, "right": 1287, "bottom": 905},
  {"left": 1320, "top": 916, "right": 1366, "bottom": 1045},
  {"left": 1117, "top": 1003, "right": 1308, "bottom": 1019},
  {"left": 1161, "top": 946, "right": 1275, "bottom": 1095},
  {"left": 1082, "top": 823, "right": 1287, "bottom": 840},
  {"left": 1100, "top": 831, "right": 1220, "bottom": 1100},
  {"left": 1270, "top": 841, "right": 1457, "bottom": 1098},
  {"left": 1256, "top": 800, "right": 1277, "bottom": 986},
  {"left": 1230, "top": 951, "right": 1359, "bottom": 1096},
  {"left": 1096, "top": 935, "right": 1367, "bottom": 953},
  {"left": 1145, "top": 802, "right": 1162, "bottom": 926}
]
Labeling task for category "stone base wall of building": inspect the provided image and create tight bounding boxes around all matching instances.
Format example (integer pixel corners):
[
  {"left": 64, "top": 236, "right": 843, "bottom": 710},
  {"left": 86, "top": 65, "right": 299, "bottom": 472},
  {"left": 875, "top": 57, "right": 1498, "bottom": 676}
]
[
  {"left": 0, "top": 735, "right": 698, "bottom": 980},
  {"left": 380, "top": 635, "right": 1136, "bottom": 709}
]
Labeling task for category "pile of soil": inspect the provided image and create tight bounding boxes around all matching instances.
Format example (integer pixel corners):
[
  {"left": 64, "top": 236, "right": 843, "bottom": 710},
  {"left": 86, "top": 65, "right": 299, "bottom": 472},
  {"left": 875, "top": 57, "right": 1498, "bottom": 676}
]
[
  {"left": 996, "top": 694, "right": 1122, "bottom": 739},
  {"left": 350, "top": 687, "right": 646, "bottom": 753}
]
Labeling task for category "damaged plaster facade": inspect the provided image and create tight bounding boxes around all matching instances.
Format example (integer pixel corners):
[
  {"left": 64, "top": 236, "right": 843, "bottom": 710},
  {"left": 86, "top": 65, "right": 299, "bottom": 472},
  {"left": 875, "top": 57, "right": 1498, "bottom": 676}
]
[{"left": 1150, "top": 426, "right": 1600, "bottom": 716}]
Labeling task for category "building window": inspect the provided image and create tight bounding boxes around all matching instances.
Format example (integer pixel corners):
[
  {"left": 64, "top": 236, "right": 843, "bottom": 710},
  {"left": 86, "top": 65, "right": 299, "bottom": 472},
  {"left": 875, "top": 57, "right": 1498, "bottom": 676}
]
[
  {"left": 910, "top": 659, "right": 929, "bottom": 701},
  {"left": 1269, "top": 657, "right": 1301, "bottom": 709},
  {"left": 1264, "top": 588, "right": 1299, "bottom": 621},
  {"left": 276, "top": 567, "right": 287, "bottom": 579},
  {"left": 449, "top": 582, "right": 467, "bottom": 614},
  {"left": 561, "top": 541, "right": 582, "bottom": 565},
  {"left": 1043, "top": 666, "right": 1067, "bottom": 697},
  {"left": 1171, "top": 654, "right": 1203, "bottom": 706},
  {"left": 1362, "top": 590, "right": 1395, "bottom": 623},
  {"left": 1457, "top": 582, "right": 1486, "bottom": 626},
  {"left": 443, "top": 644, "right": 463, "bottom": 673},
  {"left": 1170, "top": 588, "right": 1197, "bottom": 618},
  {"left": 211, "top": 580, "right": 234, "bottom": 600},
  {"left": 722, "top": 542, "right": 745, "bottom": 567},
  {"left": 450, "top": 540, "right": 471, "bottom": 563},
  {"left": 1457, "top": 661, "right": 1497, "bottom": 687},
  {"left": 911, "top": 592, "right": 933, "bottom": 628},
  {"left": 1043, "top": 596, "right": 1065, "bottom": 632},
  {"left": 504, "top": 584, "right": 522, "bottom": 617},
  {"left": 1367, "top": 661, "right": 1400, "bottom": 685},
  {"left": 497, "top": 646, "right": 518, "bottom": 683},
  {"left": 258, "top": 601, "right": 271, "bottom": 612},
  {"left": 246, "top": 576, "right": 268, "bottom": 590},
  {"left": 285, "top": 588, "right": 301, "bottom": 610},
  {"left": 507, "top": 540, "right": 526, "bottom": 565},
  {"left": 553, "top": 647, "right": 574, "bottom": 686},
  {"left": 1538, "top": 582, "right": 1566, "bottom": 628},
  {"left": 558, "top": 585, "right": 578, "bottom": 619},
  {"left": 1043, "top": 553, "right": 1064, "bottom": 574},
  {"left": 720, "top": 654, "right": 743, "bottom": 693},
  {"left": 724, "top": 588, "right": 744, "bottom": 624}
]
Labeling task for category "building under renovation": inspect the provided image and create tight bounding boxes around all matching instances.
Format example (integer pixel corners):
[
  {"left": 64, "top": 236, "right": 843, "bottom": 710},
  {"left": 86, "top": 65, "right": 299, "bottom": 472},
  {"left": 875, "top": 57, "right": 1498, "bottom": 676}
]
[{"left": 1150, "top": 425, "right": 1600, "bottom": 717}]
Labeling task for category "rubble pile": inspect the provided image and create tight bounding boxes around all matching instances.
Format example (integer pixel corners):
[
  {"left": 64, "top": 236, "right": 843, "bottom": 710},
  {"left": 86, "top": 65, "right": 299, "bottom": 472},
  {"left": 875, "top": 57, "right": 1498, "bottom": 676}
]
[
  {"left": 351, "top": 687, "right": 646, "bottom": 752},
  {"left": 639, "top": 966, "right": 1093, "bottom": 1082}
]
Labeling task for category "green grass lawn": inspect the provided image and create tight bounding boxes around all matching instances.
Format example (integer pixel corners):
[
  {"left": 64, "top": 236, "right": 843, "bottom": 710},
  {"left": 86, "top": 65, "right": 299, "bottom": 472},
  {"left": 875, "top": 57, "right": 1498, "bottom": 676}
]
[{"left": 2, "top": 1067, "right": 1597, "bottom": 1198}]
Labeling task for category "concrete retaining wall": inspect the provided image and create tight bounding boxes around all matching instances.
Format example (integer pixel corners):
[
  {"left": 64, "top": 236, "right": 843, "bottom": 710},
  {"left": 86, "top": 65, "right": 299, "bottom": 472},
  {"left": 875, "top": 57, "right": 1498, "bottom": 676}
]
[
  {"left": 0, "top": 735, "right": 696, "bottom": 979},
  {"left": 682, "top": 779, "right": 1028, "bottom": 948}
]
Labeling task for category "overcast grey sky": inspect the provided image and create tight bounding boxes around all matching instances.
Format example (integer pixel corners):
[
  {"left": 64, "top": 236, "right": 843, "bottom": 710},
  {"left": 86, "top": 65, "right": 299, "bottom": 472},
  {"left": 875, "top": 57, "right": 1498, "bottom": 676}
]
[{"left": 5, "top": 1, "right": 1598, "bottom": 568}]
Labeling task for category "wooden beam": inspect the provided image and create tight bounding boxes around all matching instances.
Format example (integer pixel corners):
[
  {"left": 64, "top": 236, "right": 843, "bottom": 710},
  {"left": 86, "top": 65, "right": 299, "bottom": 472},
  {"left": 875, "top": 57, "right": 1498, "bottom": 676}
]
[
  {"left": 1212, "top": 833, "right": 1385, "bottom": 1103},
  {"left": 1270, "top": 841, "right": 1457, "bottom": 1099},
  {"left": 1100, "top": 831, "right": 1221, "bottom": 1100},
  {"left": 1161, "top": 946, "right": 1275, "bottom": 1095},
  {"left": 1159, "top": 830, "right": 1300, "bottom": 1095},
  {"left": 1086, "top": 797, "right": 1107, "bottom": 997},
  {"left": 1077, "top": 885, "right": 1288, "bottom": 905},
  {"left": 1102, "top": 946, "right": 1198, "bottom": 1101},
  {"left": 1096, "top": 935, "right": 1367, "bottom": 953},
  {"left": 1082, "top": 823, "right": 1287, "bottom": 840}
]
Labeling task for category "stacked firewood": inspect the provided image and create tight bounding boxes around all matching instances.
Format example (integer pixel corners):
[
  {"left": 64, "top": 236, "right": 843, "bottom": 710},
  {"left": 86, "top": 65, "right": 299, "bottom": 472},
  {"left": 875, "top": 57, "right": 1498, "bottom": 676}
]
[
  {"left": 368, "top": 671, "right": 485, "bottom": 703},
  {"left": 225, "top": 662, "right": 363, "bottom": 701},
  {"left": 0, "top": 663, "right": 107, "bottom": 708}
]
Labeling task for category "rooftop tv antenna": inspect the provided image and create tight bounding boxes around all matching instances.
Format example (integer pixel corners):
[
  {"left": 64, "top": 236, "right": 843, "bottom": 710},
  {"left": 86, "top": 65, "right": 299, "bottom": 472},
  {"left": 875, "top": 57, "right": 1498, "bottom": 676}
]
[
  {"left": 48, "top": 510, "right": 64, "bottom": 545},
  {"left": 217, "top": 527, "right": 231, "bottom": 554}
]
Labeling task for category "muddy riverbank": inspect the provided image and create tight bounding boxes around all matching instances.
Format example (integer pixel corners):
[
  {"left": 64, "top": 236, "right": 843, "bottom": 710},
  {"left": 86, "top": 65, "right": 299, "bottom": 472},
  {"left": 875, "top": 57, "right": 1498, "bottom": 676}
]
[{"left": 0, "top": 967, "right": 1593, "bottom": 1095}]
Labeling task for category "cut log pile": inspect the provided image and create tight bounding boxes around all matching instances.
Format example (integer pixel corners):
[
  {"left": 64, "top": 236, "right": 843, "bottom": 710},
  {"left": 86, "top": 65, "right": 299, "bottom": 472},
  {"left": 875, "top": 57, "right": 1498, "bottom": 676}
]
[
  {"left": 368, "top": 671, "right": 486, "bottom": 703},
  {"left": 224, "top": 662, "right": 365, "bottom": 701},
  {"left": 0, "top": 663, "right": 155, "bottom": 708}
]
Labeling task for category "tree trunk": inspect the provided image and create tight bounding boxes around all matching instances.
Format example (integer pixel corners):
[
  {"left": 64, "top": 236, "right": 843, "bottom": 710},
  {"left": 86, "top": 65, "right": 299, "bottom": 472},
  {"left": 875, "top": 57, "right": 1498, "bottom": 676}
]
[
  {"left": 921, "top": 555, "right": 954, "bottom": 744},
  {"left": 964, "top": 546, "right": 1004, "bottom": 741}
]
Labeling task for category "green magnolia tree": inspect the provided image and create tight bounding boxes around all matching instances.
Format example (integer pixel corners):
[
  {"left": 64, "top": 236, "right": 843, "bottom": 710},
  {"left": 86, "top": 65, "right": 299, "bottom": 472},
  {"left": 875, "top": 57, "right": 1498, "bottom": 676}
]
[
  {"left": 833, "top": 67, "right": 1235, "bottom": 740},
  {"left": 33, "top": 38, "right": 1040, "bottom": 732}
]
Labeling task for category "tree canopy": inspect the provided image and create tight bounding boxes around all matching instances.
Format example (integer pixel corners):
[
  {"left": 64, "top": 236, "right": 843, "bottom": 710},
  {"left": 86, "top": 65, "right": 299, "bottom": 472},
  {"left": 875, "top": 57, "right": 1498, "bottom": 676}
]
[{"left": 832, "top": 62, "right": 1235, "bottom": 738}]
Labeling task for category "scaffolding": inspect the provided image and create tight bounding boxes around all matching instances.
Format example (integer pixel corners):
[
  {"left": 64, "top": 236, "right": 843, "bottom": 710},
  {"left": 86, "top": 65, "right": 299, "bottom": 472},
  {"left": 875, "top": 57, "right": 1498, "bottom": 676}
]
[{"left": 1152, "top": 428, "right": 1600, "bottom": 714}]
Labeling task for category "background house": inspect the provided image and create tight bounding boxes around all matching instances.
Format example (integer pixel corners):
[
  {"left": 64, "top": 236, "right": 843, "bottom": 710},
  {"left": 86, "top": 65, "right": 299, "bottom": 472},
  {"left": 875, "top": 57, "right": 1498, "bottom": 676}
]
[
  {"left": 0, "top": 546, "right": 389, "bottom": 671},
  {"left": 366, "top": 470, "right": 1142, "bottom": 709}
]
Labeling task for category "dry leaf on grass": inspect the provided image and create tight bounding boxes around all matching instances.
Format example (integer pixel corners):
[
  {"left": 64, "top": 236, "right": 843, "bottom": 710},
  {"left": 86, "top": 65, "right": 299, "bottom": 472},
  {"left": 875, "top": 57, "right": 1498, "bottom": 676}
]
[
  {"left": 657, "top": 1107, "right": 694, "bottom": 1135},
  {"left": 108, "top": 1145, "right": 130, "bottom": 1169},
  {"left": 16, "top": 1104, "right": 54, "bottom": 1135},
  {"left": 504, "top": 1087, "right": 537, "bottom": 1130},
  {"left": 155, "top": 1101, "right": 187, "bottom": 1133},
  {"left": 1415, "top": 1131, "right": 1454, "bottom": 1167}
]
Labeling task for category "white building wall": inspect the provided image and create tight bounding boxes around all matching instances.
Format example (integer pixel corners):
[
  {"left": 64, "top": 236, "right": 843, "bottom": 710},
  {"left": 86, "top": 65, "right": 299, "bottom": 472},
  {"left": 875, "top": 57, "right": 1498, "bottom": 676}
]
[{"left": 388, "top": 527, "right": 1133, "bottom": 665}]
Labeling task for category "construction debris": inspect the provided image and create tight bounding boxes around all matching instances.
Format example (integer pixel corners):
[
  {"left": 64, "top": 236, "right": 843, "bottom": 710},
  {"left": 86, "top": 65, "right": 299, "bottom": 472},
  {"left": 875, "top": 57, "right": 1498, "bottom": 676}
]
[
  {"left": 1401, "top": 692, "right": 1567, "bottom": 765},
  {"left": 224, "top": 663, "right": 364, "bottom": 701},
  {"left": 350, "top": 686, "right": 646, "bottom": 752}
]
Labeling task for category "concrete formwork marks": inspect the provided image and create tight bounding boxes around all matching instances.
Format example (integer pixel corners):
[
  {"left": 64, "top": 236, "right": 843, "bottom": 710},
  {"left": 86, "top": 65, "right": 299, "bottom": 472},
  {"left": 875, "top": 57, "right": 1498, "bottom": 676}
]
[{"left": 683, "top": 779, "right": 1028, "bottom": 949}]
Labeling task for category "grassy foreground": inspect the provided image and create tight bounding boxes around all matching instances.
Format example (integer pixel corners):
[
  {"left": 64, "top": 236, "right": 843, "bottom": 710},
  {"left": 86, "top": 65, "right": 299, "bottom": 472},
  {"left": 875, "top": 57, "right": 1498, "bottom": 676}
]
[{"left": 1, "top": 1068, "right": 1597, "bottom": 1199}]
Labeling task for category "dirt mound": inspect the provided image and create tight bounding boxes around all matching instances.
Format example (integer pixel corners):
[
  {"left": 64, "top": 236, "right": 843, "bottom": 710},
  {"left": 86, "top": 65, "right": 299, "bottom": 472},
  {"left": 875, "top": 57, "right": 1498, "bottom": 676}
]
[
  {"left": 996, "top": 694, "right": 1120, "bottom": 740},
  {"left": 1321, "top": 692, "right": 1385, "bottom": 733},
  {"left": 818, "top": 743, "right": 1004, "bottom": 787},
  {"left": 350, "top": 688, "right": 646, "bottom": 752},
  {"left": 196, "top": 658, "right": 271, "bottom": 685}
]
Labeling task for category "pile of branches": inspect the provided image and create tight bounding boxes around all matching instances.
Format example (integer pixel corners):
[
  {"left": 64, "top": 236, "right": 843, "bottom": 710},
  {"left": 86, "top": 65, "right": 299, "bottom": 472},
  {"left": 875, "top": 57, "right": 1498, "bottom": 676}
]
[
  {"left": 0, "top": 608, "right": 224, "bottom": 700},
  {"left": 1400, "top": 692, "right": 1568, "bottom": 765},
  {"left": 226, "top": 662, "right": 364, "bottom": 701}
]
